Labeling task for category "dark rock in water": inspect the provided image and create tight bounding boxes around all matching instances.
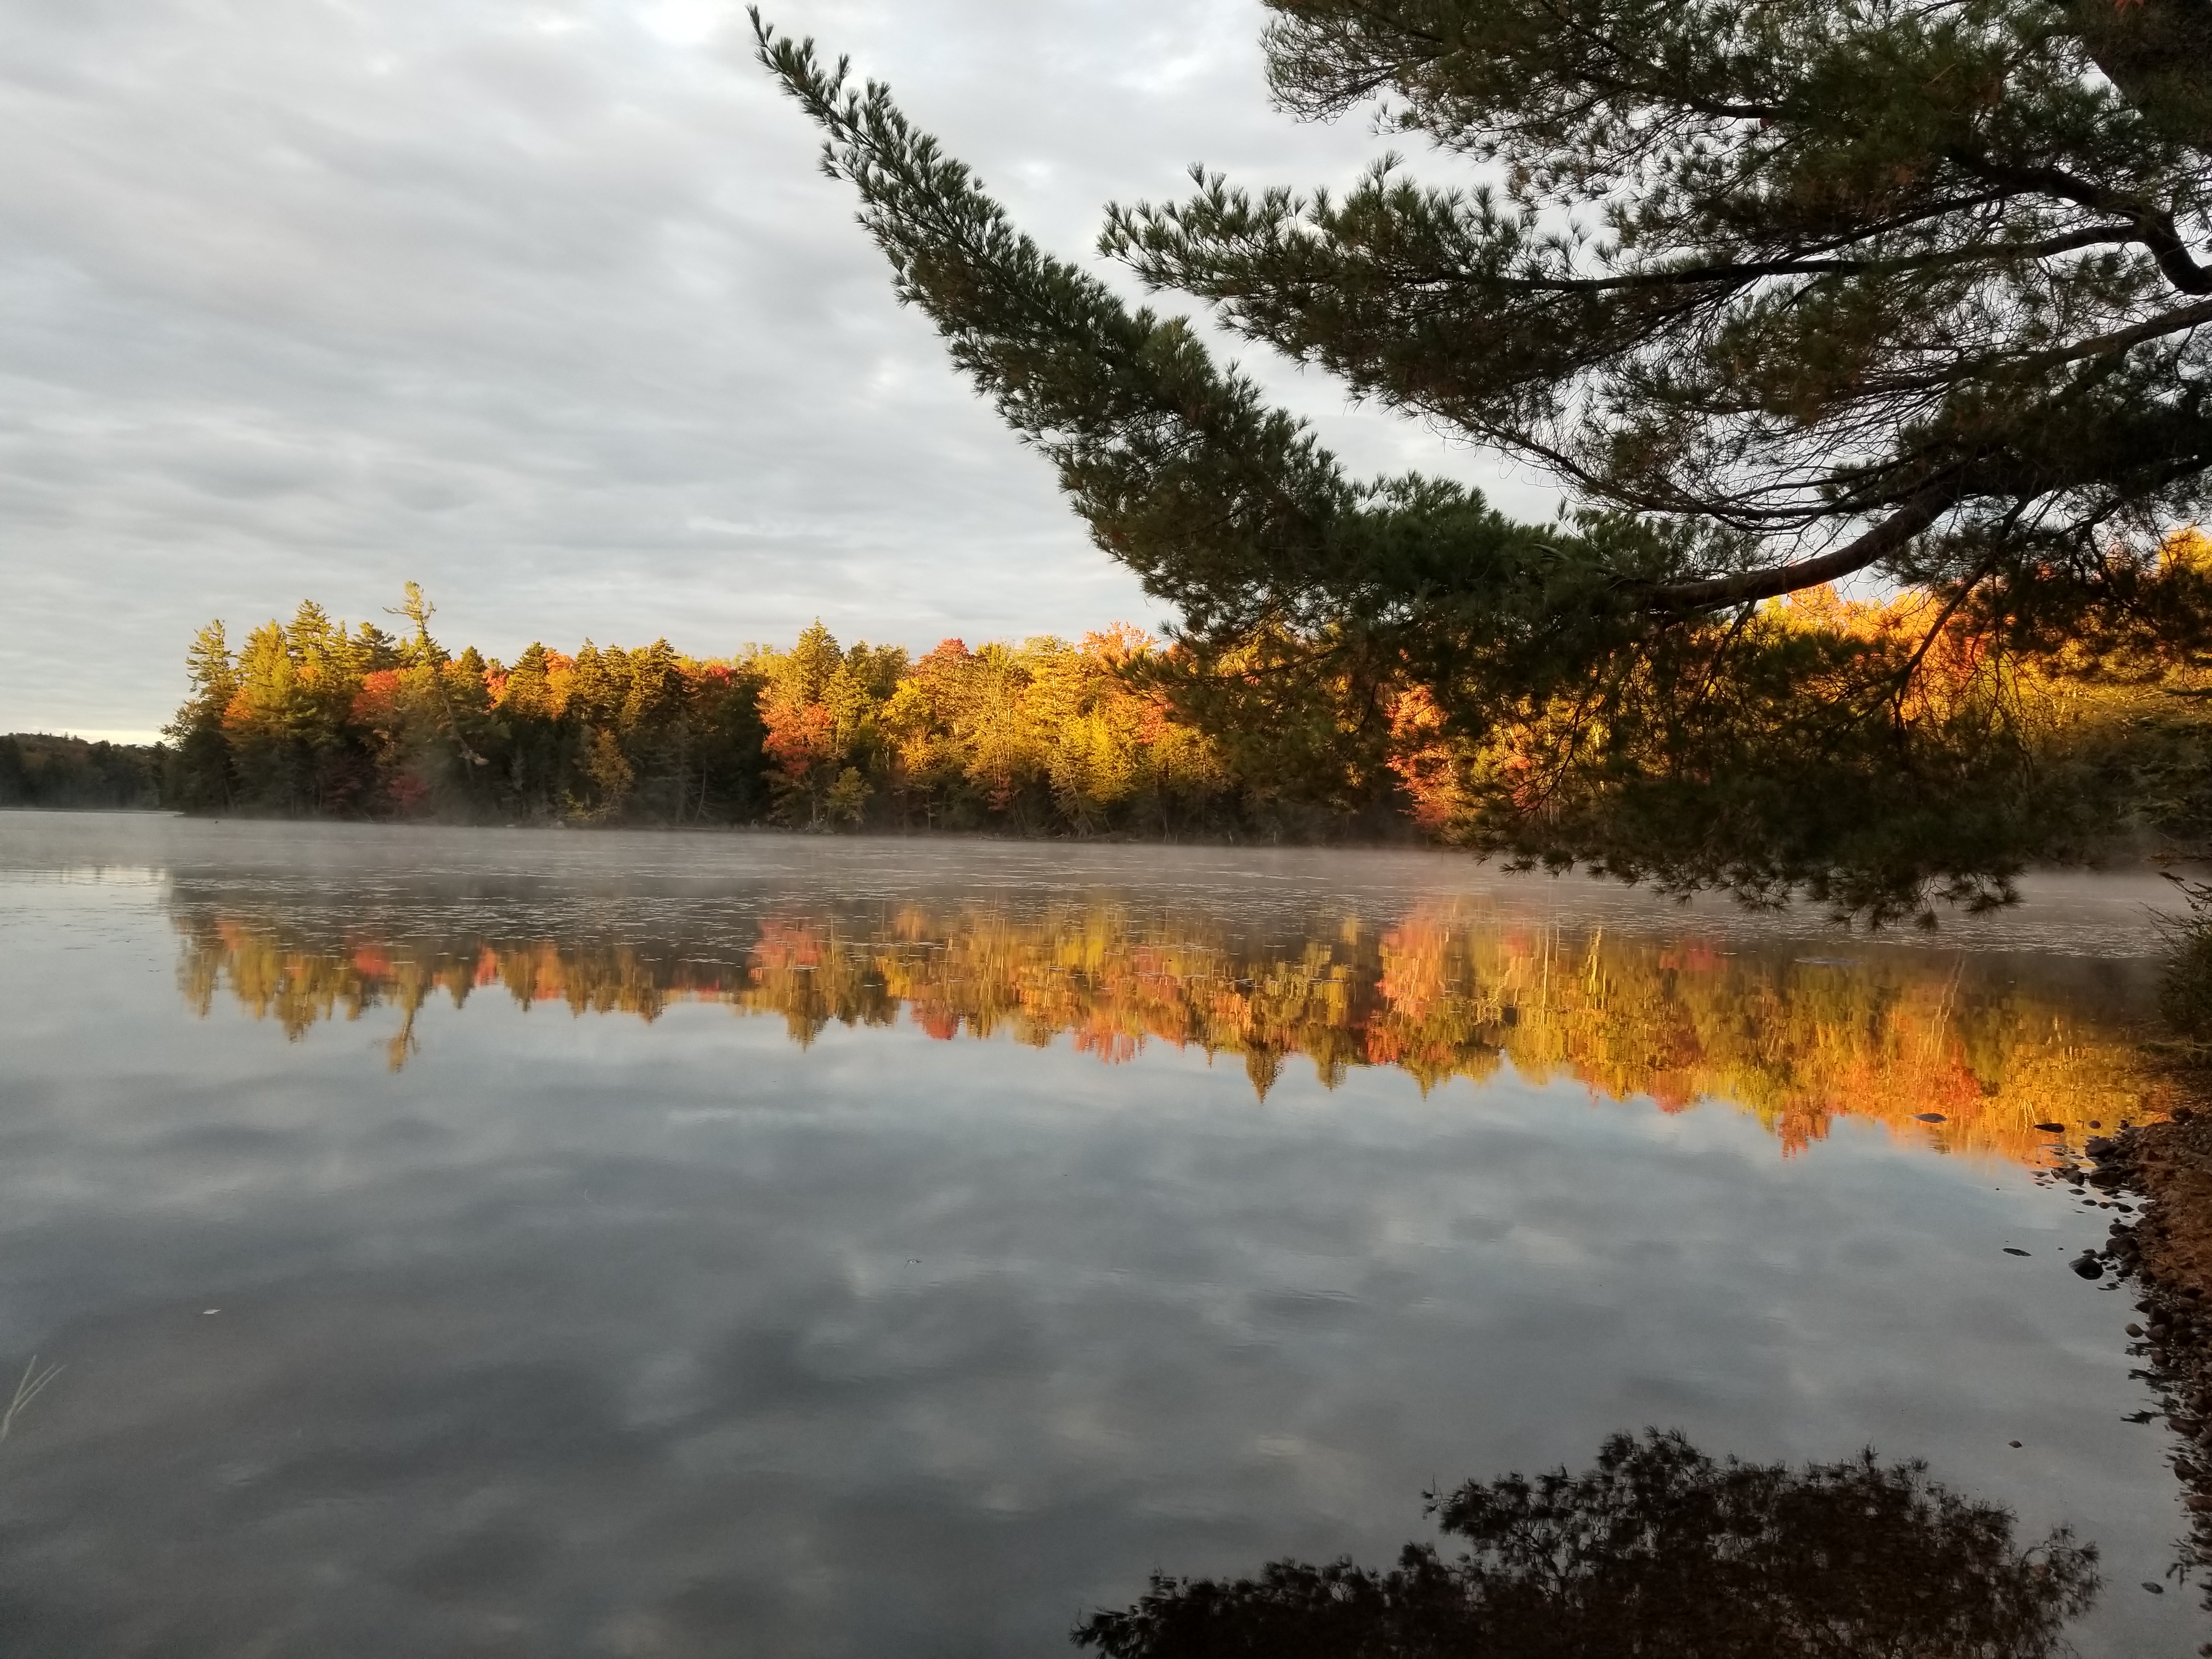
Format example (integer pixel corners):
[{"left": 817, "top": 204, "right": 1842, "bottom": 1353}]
[
  {"left": 1914, "top": 1111, "right": 1947, "bottom": 1123},
  {"left": 2072, "top": 1254, "right": 2106, "bottom": 1279},
  {"left": 2085, "top": 1137, "right": 2115, "bottom": 1158},
  {"left": 2035, "top": 1122, "right": 2067, "bottom": 1135},
  {"left": 2008, "top": 1440, "right": 2022, "bottom": 1448},
  {"left": 2129, "top": 1323, "right": 2147, "bottom": 1337},
  {"left": 2004, "top": 1247, "right": 2031, "bottom": 1257},
  {"left": 2144, "top": 1581, "right": 2165, "bottom": 1594}
]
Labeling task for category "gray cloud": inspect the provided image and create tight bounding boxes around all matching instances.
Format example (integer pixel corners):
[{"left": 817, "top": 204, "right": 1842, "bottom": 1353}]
[{"left": 0, "top": 0, "right": 1557, "bottom": 741}]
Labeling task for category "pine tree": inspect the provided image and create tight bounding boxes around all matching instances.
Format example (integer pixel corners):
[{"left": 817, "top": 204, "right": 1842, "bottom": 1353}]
[
  {"left": 754, "top": 3, "right": 2212, "bottom": 917},
  {"left": 225, "top": 620, "right": 309, "bottom": 812},
  {"left": 620, "top": 640, "right": 690, "bottom": 821},
  {"left": 164, "top": 620, "right": 239, "bottom": 811},
  {"left": 496, "top": 643, "right": 569, "bottom": 819}
]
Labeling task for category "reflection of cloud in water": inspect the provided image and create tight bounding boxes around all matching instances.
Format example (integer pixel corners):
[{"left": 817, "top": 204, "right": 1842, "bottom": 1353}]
[
  {"left": 0, "top": 821, "right": 2193, "bottom": 1655},
  {"left": 172, "top": 894, "right": 2166, "bottom": 1166}
]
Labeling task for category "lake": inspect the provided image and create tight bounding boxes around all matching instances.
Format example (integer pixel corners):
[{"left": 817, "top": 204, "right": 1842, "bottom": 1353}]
[{"left": 0, "top": 811, "right": 2199, "bottom": 1655}]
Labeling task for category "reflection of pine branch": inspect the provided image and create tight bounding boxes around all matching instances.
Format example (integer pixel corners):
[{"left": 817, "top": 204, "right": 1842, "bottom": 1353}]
[{"left": 0, "top": 1355, "right": 63, "bottom": 1444}]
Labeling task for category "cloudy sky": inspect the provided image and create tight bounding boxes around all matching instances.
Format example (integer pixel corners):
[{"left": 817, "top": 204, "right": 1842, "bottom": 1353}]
[{"left": 1, "top": 0, "right": 1554, "bottom": 742}]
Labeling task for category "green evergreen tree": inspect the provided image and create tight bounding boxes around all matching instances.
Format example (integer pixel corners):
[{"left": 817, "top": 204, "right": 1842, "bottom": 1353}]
[
  {"left": 496, "top": 643, "right": 570, "bottom": 819},
  {"left": 352, "top": 622, "right": 403, "bottom": 673},
  {"left": 562, "top": 642, "right": 631, "bottom": 819},
  {"left": 754, "top": 2, "right": 2212, "bottom": 917},
  {"left": 783, "top": 622, "right": 843, "bottom": 707},
  {"left": 567, "top": 642, "right": 614, "bottom": 726},
  {"left": 444, "top": 644, "right": 501, "bottom": 806},
  {"left": 283, "top": 600, "right": 376, "bottom": 812},
  {"left": 684, "top": 658, "right": 773, "bottom": 823},
  {"left": 620, "top": 639, "right": 690, "bottom": 821},
  {"left": 225, "top": 620, "right": 309, "bottom": 812},
  {"left": 163, "top": 620, "right": 239, "bottom": 811}
]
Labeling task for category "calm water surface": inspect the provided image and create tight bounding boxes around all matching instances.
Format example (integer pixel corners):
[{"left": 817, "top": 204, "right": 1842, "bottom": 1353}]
[{"left": 0, "top": 812, "right": 2201, "bottom": 1654}]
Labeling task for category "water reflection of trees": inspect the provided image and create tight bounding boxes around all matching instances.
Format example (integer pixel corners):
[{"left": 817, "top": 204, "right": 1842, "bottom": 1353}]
[
  {"left": 172, "top": 900, "right": 2160, "bottom": 1163},
  {"left": 1075, "top": 1430, "right": 2100, "bottom": 1659}
]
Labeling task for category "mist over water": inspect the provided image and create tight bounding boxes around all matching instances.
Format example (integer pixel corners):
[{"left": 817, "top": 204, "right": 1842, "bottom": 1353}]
[{"left": 0, "top": 814, "right": 2199, "bottom": 1655}]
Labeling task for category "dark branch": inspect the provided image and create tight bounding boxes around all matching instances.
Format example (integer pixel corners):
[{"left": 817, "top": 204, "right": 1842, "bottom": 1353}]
[{"left": 1641, "top": 483, "right": 1963, "bottom": 611}]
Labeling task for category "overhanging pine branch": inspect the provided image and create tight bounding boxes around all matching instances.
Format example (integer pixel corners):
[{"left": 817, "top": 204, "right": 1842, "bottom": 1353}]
[{"left": 1639, "top": 483, "right": 1963, "bottom": 611}]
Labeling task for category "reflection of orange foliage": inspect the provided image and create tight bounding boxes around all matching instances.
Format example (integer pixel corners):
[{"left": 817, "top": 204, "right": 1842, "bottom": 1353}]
[
  {"left": 173, "top": 900, "right": 2166, "bottom": 1166},
  {"left": 751, "top": 919, "right": 825, "bottom": 973},
  {"left": 1378, "top": 915, "right": 1454, "bottom": 1023}
]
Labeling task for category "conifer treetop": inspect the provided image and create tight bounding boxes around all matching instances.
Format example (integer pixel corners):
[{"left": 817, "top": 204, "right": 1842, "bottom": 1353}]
[{"left": 754, "top": 0, "right": 2212, "bottom": 633}]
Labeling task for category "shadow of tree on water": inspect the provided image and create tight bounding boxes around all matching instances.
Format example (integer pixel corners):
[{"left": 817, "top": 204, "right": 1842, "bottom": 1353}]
[{"left": 1075, "top": 1430, "right": 2101, "bottom": 1659}]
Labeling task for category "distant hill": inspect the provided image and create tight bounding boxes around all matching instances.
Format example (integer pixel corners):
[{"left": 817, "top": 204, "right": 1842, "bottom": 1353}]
[{"left": 0, "top": 734, "right": 163, "bottom": 810}]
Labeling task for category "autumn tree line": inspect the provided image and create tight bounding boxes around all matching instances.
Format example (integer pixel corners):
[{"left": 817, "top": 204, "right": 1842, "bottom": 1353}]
[
  {"left": 155, "top": 588, "right": 1339, "bottom": 837},
  {"left": 0, "top": 556, "right": 2188, "bottom": 856},
  {"left": 109, "top": 542, "right": 2212, "bottom": 865}
]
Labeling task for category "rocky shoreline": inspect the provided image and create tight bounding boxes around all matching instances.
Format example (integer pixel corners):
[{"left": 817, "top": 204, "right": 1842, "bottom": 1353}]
[{"left": 2090, "top": 1109, "right": 2212, "bottom": 1633}]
